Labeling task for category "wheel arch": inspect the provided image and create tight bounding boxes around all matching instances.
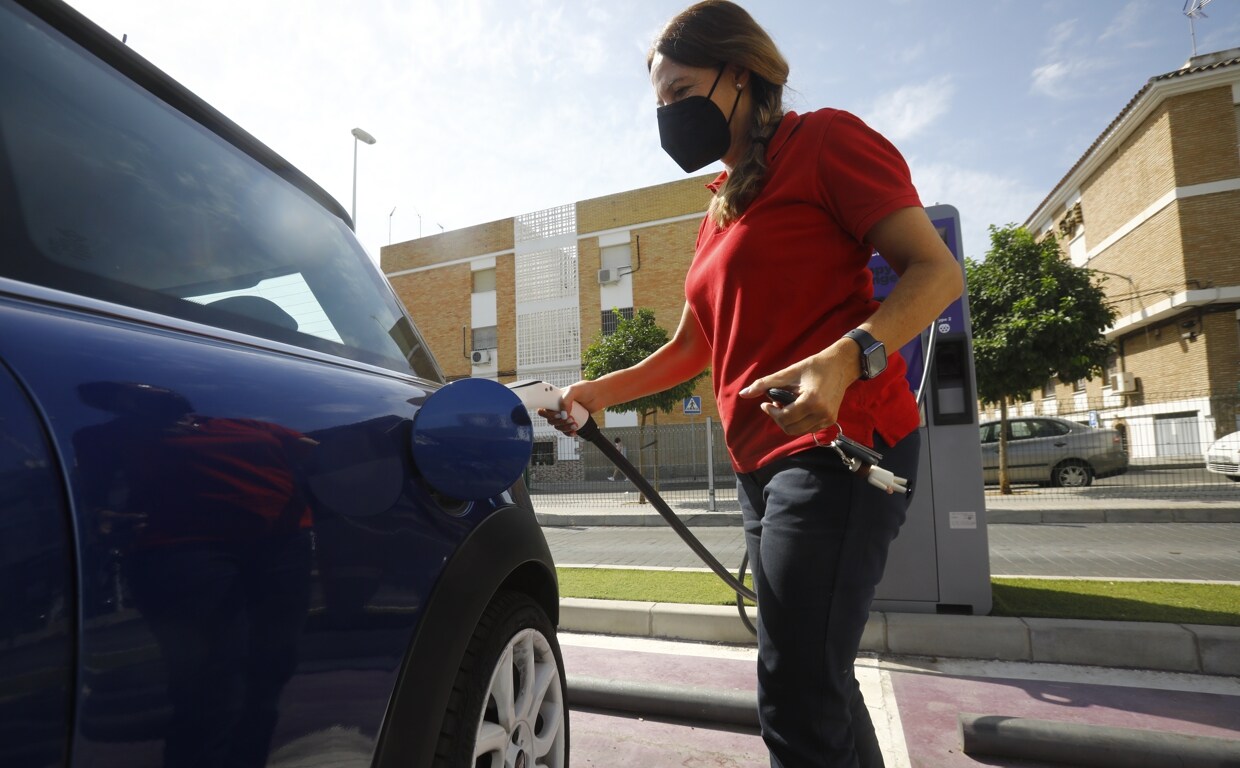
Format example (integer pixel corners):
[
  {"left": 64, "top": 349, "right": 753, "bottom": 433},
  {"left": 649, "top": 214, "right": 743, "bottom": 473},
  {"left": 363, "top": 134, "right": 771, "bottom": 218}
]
[
  {"left": 372, "top": 503, "right": 559, "bottom": 768},
  {"left": 1052, "top": 457, "right": 1094, "bottom": 486}
]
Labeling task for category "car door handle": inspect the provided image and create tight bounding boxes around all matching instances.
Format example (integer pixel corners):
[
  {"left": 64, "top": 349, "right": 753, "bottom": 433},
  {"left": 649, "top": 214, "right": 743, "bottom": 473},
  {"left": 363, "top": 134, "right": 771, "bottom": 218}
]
[{"left": 1053, "top": 441, "right": 1067, "bottom": 447}]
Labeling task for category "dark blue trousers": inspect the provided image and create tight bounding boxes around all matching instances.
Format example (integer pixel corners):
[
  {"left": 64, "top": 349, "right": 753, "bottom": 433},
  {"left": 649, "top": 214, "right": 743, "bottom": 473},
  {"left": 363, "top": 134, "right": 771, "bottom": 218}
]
[{"left": 737, "top": 431, "right": 919, "bottom": 768}]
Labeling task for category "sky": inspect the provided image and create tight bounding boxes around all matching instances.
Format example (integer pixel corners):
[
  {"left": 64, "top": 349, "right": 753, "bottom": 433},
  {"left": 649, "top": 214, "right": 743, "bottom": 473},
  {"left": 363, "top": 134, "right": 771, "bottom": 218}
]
[{"left": 63, "top": 0, "right": 1240, "bottom": 267}]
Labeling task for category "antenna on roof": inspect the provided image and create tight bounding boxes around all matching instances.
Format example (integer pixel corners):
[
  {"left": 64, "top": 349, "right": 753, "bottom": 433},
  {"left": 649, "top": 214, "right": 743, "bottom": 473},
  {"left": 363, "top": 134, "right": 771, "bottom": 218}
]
[{"left": 1184, "top": 0, "right": 1215, "bottom": 58}]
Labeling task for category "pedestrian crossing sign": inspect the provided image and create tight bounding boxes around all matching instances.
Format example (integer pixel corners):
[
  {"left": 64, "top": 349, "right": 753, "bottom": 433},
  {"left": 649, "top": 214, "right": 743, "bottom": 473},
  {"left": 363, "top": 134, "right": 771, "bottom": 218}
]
[{"left": 683, "top": 396, "right": 701, "bottom": 415}]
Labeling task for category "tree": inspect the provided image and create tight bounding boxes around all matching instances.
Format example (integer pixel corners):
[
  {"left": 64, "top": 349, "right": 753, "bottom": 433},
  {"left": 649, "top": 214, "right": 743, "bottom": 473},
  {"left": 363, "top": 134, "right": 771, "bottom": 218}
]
[
  {"left": 966, "top": 224, "right": 1116, "bottom": 494},
  {"left": 581, "top": 309, "right": 707, "bottom": 501}
]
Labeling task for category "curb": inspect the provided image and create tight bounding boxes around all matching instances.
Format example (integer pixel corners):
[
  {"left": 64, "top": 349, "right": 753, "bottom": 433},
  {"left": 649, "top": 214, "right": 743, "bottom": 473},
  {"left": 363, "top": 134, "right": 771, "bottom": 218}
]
[
  {"left": 959, "top": 713, "right": 1240, "bottom": 767},
  {"left": 567, "top": 675, "right": 758, "bottom": 728},
  {"left": 558, "top": 598, "right": 1240, "bottom": 677},
  {"left": 536, "top": 507, "right": 1240, "bottom": 526}
]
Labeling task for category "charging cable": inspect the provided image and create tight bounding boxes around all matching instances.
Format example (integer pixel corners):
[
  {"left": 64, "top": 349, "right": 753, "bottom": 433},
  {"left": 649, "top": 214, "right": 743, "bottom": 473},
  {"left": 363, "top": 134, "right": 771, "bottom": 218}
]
[
  {"left": 508, "top": 380, "right": 756, "bottom": 603},
  {"left": 508, "top": 331, "right": 935, "bottom": 630}
]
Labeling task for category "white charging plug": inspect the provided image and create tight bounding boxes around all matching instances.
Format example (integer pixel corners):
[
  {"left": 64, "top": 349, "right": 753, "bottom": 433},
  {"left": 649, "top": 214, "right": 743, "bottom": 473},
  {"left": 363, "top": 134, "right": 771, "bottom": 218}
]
[{"left": 506, "top": 379, "right": 590, "bottom": 427}]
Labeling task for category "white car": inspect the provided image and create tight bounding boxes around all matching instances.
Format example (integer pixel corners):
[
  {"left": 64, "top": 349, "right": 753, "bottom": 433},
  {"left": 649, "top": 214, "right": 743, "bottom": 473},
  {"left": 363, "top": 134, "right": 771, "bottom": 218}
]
[{"left": 1205, "top": 431, "right": 1240, "bottom": 482}]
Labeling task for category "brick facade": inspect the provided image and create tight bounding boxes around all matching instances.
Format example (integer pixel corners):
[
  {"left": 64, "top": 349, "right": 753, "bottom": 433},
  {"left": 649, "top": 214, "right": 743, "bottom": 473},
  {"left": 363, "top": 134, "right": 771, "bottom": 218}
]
[
  {"left": 380, "top": 177, "right": 720, "bottom": 427},
  {"left": 1016, "top": 51, "right": 1240, "bottom": 448}
]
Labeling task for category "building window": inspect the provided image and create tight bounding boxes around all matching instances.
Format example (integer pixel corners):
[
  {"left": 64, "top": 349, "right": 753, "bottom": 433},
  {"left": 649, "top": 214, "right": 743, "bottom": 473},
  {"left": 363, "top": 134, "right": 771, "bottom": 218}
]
[
  {"left": 1057, "top": 201, "right": 1083, "bottom": 239},
  {"left": 601, "top": 307, "right": 634, "bottom": 336},
  {"left": 600, "top": 243, "right": 631, "bottom": 275},
  {"left": 472, "top": 268, "right": 496, "bottom": 293},
  {"left": 1073, "top": 378, "right": 1087, "bottom": 393},
  {"left": 472, "top": 325, "right": 497, "bottom": 351},
  {"left": 531, "top": 441, "right": 555, "bottom": 465},
  {"left": 1041, "top": 378, "right": 1056, "bottom": 399}
]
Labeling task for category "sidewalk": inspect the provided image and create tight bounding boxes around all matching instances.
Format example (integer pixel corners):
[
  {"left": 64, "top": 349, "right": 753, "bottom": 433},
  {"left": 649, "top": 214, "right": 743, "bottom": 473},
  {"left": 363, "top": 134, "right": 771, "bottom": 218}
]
[
  {"left": 556, "top": 573, "right": 1240, "bottom": 765},
  {"left": 561, "top": 633, "right": 1240, "bottom": 768},
  {"left": 539, "top": 498, "right": 1240, "bottom": 763},
  {"left": 531, "top": 485, "right": 1240, "bottom": 526},
  {"left": 558, "top": 597, "right": 1240, "bottom": 677}
]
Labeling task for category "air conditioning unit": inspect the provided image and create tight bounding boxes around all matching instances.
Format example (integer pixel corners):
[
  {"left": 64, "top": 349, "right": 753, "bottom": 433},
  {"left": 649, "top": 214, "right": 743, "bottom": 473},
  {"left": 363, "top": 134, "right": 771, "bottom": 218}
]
[
  {"left": 470, "top": 348, "right": 493, "bottom": 365},
  {"left": 598, "top": 268, "right": 621, "bottom": 285},
  {"left": 1110, "top": 371, "right": 1137, "bottom": 394}
]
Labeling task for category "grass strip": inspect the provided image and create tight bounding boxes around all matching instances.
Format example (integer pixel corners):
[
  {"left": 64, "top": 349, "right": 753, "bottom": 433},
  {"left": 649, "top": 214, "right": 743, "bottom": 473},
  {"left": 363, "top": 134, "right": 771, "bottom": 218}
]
[
  {"left": 556, "top": 568, "right": 1240, "bottom": 627},
  {"left": 990, "top": 577, "right": 1240, "bottom": 626}
]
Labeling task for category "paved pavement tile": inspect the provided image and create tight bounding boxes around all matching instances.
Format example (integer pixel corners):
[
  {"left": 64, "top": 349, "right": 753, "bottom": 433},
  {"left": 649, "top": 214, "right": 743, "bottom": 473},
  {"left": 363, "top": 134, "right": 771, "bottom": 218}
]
[
  {"left": 562, "top": 635, "right": 1240, "bottom": 768},
  {"left": 569, "top": 711, "right": 767, "bottom": 768},
  {"left": 887, "top": 658, "right": 1240, "bottom": 768}
]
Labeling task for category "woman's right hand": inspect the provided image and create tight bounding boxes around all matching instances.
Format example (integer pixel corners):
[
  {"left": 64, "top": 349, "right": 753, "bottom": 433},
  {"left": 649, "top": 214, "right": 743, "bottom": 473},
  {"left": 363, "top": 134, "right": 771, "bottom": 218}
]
[{"left": 536, "top": 379, "right": 608, "bottom": 436}]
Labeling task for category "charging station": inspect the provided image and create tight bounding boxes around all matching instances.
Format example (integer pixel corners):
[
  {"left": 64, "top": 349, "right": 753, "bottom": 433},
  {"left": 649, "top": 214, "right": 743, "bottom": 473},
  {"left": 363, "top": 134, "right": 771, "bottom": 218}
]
[{"left": 868, "top": 204, "right": 991, "bottom": 615}]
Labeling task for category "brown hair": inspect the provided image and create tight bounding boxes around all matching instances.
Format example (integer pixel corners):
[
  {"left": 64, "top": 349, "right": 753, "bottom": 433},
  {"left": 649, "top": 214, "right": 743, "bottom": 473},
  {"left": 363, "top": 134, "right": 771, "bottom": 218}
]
[{"left": 648, "top": 0, "right": 789, "bottom": 227}]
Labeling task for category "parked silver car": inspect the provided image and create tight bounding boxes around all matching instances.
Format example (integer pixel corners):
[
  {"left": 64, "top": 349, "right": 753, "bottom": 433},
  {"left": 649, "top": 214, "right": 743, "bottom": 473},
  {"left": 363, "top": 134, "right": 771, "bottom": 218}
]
[
  {"left": 979, "top": 417, "right": 1129, "bottom": 487},
  {"left": 1205, "top": 431, "right": 1240, "bottom": 481}
]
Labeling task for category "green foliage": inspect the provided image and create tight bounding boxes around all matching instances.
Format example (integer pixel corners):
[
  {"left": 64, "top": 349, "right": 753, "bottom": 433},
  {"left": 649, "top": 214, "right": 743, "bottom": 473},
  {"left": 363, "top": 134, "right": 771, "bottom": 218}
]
[
  {"left": 555, "top": 568, "right": 1240, "bottom": 626},
  {"left": 582, "top": 308, "right": 707, "bottom": 414},
  {"left": 557, "top": 567, "right": 752, "bottom": 606},
  {"left": 966, "top": 224, "right": 1117, "bottom": 405},
  {"left": 991, "top": 578, "right": 1240, "bottom": 626}
]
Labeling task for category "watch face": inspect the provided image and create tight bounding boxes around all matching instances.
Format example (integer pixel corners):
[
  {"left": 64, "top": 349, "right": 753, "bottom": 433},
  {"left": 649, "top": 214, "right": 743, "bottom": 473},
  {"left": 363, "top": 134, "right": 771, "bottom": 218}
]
[
  {"left": 845, "top": 329, "right": 886, "bottom": 379},
  {"left": 864, "top": 343, "right": 887, "bottom": 378}
]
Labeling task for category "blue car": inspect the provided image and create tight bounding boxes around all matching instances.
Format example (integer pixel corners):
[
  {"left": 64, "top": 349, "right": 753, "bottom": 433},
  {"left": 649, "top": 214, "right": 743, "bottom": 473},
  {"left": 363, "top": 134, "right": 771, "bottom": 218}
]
[{"left": 0, "top": 1, "right": 566, "bottom": 766}]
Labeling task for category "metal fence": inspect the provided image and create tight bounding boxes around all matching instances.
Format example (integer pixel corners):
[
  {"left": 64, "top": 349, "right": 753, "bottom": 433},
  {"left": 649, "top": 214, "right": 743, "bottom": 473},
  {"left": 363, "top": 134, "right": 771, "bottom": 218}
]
[{"left": 525, "top": 391, "right": 1240, "bottom": 508}]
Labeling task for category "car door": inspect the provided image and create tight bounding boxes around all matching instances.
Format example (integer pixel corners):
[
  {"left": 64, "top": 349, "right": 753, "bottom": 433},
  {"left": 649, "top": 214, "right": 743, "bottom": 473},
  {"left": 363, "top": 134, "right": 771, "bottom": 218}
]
[
  {"left": 1006, "top": 418, "right": 1060, "bottom": 483},
  {"left": 0, "top": 3, "right": 554, "bottom": 765},
  {"left": 979, "top": 422, "right": 1000, "bottom": 483},
  {"left": 0, "top": 363, "right": 76, "bottom": 767}
]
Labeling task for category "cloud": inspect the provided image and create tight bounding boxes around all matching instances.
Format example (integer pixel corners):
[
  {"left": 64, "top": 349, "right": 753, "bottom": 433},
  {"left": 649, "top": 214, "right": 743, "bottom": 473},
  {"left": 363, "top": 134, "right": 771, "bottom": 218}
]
[
  {"left": 1045, "top": 19, "right": 1078, "bottom": 52},
  {"left": 1031, "top": 60, "right": 1076, "bottom": 98},
  {"left": 904, "top": 162, "right": 1045, "bottom": 261},
  {"left": 864, "top": 76, "right": 954, "bottom": 142},
  {"left": 1099, "top": 1, "right": 1143, "bottom": 43}
]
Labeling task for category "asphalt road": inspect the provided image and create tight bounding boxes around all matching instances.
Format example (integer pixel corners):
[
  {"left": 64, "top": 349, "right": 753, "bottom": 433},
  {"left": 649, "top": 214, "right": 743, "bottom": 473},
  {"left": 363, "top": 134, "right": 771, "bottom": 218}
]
[
  {"left": 543, "top": 522, "right": 1240, "bottom": 583},
  {"left": 1013, "top": 464, "right": 1235, "bottom": 489}
]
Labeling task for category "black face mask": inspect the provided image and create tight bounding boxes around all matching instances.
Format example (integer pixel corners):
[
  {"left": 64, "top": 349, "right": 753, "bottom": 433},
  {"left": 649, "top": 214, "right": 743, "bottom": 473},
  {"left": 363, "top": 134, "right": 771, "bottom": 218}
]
[{"left": 657, "top": 65, "right": 742, "bottom": 173}]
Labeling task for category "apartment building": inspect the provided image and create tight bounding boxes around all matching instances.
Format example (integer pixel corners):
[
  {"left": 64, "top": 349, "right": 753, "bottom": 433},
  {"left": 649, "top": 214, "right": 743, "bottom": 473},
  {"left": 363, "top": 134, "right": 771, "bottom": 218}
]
[
  {"left": 381, "top": 174, "right": 716, "bottom": 466},
  {"left": 1001, "top": 47, "right": 1240, "bottom": 458}
]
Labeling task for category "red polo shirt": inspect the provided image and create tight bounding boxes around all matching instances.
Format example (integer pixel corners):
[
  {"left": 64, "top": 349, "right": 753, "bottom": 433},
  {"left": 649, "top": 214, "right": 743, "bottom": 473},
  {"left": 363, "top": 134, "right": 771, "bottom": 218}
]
[{"left": 685, "top": 109, "right": 923, "bottom": 472}]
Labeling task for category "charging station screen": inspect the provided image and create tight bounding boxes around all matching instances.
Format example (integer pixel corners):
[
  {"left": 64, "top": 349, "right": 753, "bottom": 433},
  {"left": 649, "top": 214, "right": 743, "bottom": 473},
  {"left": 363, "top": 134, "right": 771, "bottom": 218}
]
[{"left": 867, "top": 207, "right": 964, "bottom": 395}]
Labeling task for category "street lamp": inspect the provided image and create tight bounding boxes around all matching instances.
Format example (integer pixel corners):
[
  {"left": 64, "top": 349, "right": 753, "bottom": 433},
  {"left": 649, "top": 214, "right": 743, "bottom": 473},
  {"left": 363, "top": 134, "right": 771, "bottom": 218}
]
[
  {"left": 388, "top": 206, "right": 396, "bottom": 244},
  {"left": 351, "top": 127, "right": 376, "bottom": 227}
]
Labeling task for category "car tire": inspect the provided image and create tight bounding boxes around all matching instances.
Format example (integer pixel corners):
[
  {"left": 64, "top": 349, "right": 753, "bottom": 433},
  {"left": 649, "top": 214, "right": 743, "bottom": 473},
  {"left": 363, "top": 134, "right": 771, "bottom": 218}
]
[
  {"left": 1228, "top": 475, "right": 1240, "bottom": 483},
  {"left": 1052, "top": 460, "right": 1093, "bottom": 488},
  {"left": 433, "top": 590, "right": 568, "bottom": 768}
]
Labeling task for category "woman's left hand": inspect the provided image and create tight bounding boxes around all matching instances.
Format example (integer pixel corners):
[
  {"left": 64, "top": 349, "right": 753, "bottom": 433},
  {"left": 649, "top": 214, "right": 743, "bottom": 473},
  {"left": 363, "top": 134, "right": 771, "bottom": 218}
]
[{"left": 738, "top": 339, "right": 861, "bottom": 436}]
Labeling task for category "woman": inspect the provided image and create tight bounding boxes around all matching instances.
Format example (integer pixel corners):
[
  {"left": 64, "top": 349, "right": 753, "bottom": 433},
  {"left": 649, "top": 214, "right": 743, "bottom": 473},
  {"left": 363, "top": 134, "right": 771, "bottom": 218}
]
[{"left": 540, "top": 2, "right": 962, "bottom": 765}]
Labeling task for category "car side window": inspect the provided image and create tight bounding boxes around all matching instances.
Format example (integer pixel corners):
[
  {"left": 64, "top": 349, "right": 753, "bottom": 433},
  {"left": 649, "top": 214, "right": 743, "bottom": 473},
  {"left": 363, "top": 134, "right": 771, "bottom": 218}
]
[
  {"left": 1035, "top": 420, "right": 1068, "bottom": 438},
  {"left": 979, "top": 424, "right": 996, "bottom": 443},
  {"left": 1008, "top": 420, "right": 1035, "bottom": 441},
  {"left": 0, "top": 3, "right": 440, "bottom": 381}
]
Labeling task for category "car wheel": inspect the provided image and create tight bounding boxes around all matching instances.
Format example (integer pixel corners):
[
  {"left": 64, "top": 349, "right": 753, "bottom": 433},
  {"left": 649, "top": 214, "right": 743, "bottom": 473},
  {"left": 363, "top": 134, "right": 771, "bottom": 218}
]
[
  {"left": 1228, "top": 475, "right": 1240, "bottom": 483},
  {"left": 1052, "top": 460, "right": 1093, "bottom": 488},
  {"left": 434, "top": 590, "right": 568, "bottom": 768}
]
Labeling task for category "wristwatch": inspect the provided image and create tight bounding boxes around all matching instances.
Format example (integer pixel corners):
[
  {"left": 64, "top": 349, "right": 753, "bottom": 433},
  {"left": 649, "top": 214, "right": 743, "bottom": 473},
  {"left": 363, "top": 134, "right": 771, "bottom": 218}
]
[{"left": 843, "top": 328, "right": 887, "bottom": 380}]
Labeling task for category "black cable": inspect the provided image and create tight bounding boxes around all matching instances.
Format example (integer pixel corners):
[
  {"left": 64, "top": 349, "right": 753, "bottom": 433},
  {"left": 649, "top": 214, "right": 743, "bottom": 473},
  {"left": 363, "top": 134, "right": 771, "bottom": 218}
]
[
  {"left": 735, "top": 551, "right": 756, "bottom": 635},
  {"left": 564, "top": 324, "right": 940, "bottom": 636},
  {"left": 576, "top": 417, "right": 758, "bottom": 603}
]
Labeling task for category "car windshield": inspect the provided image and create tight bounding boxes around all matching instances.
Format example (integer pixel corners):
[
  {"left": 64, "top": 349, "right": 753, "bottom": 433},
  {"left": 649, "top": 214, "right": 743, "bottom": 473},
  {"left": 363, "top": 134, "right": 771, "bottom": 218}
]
[{"left": 0, "top": 2, "right": 440, "bottom": 381}]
